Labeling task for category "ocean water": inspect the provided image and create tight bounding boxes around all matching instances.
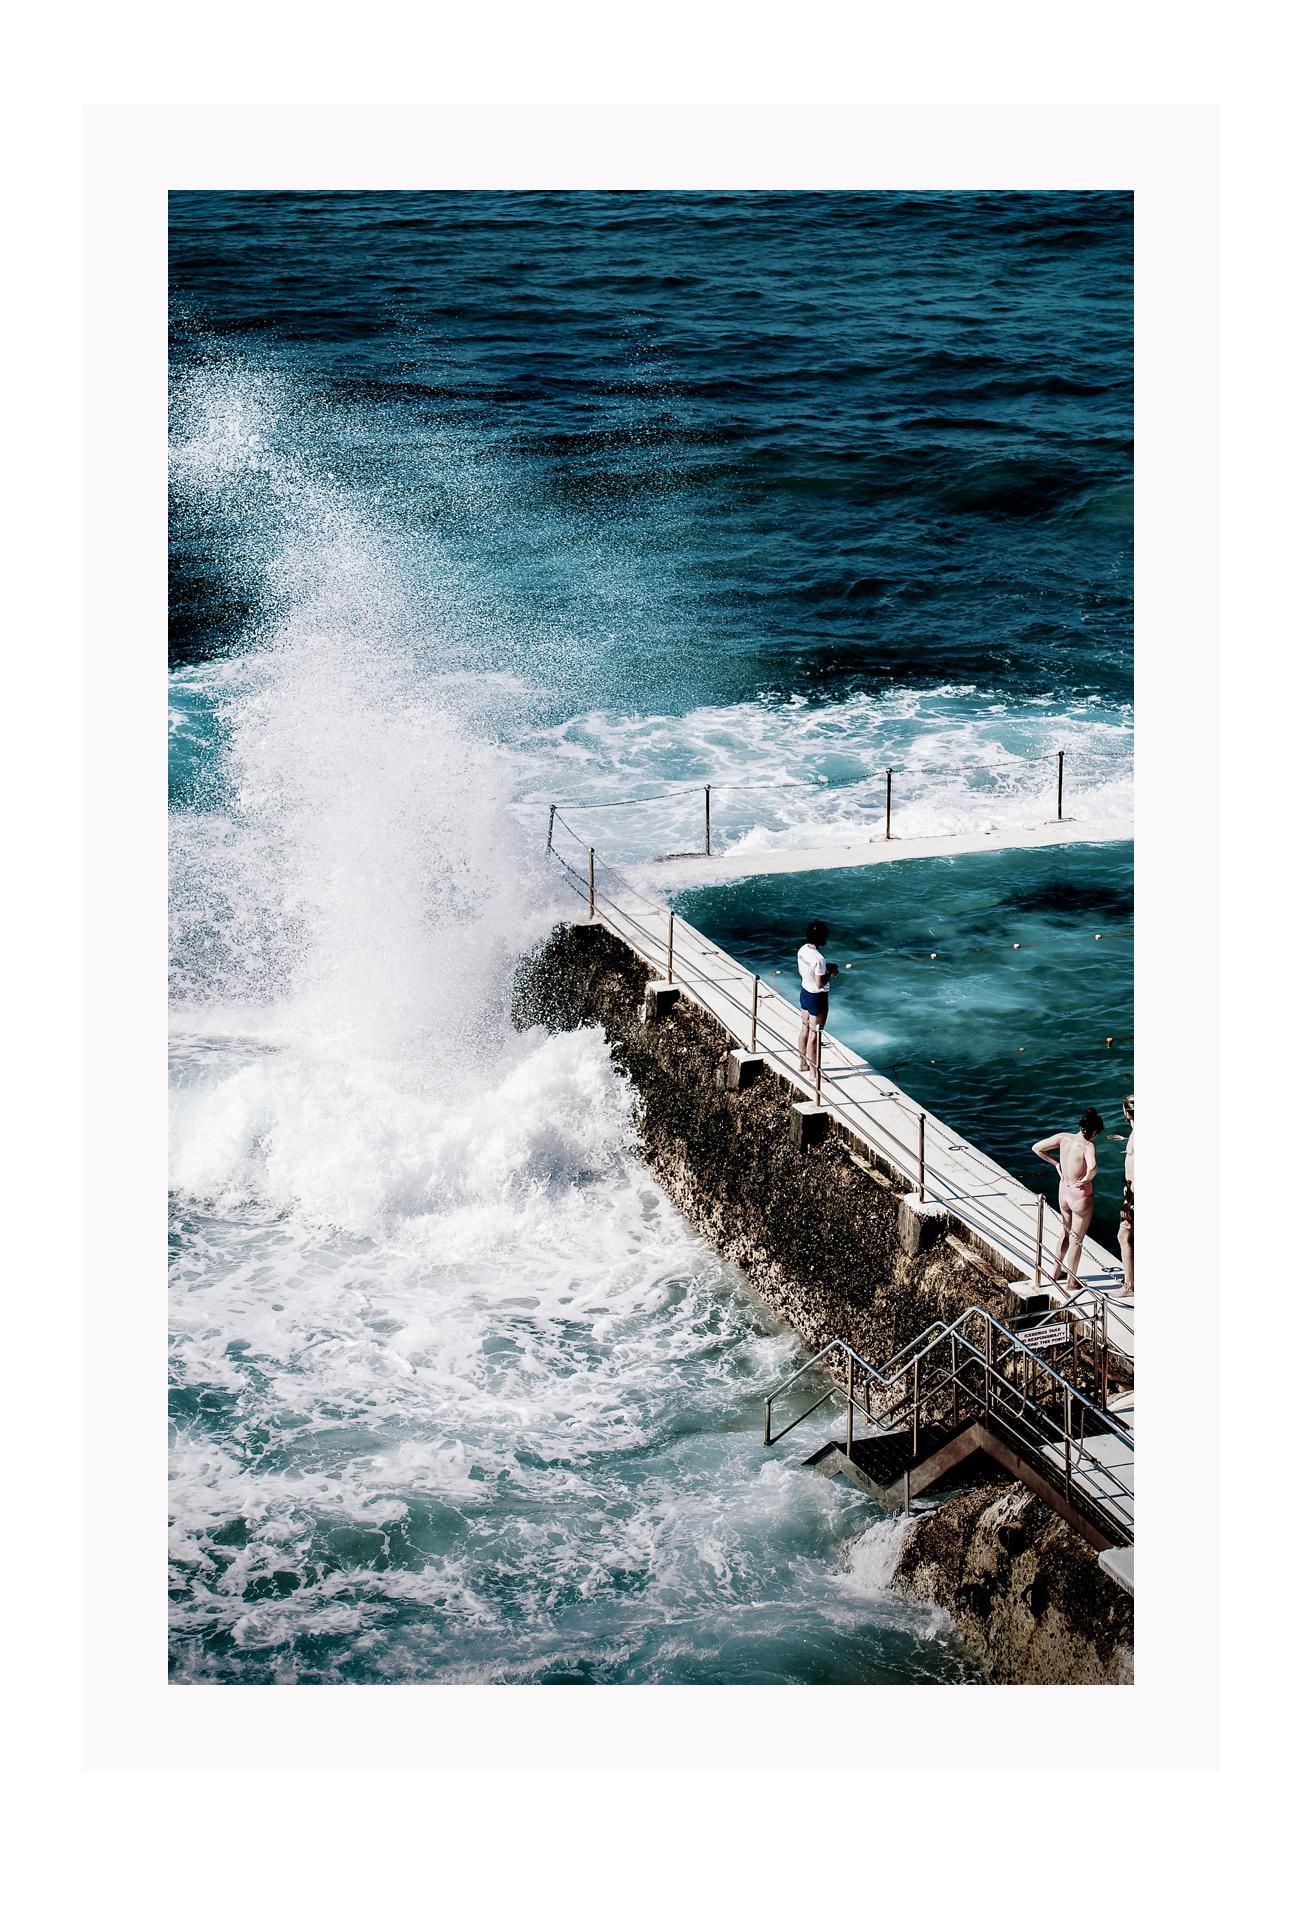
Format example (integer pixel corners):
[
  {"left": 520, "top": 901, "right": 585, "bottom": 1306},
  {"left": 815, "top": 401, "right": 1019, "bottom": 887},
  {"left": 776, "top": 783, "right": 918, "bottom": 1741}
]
[{"left": 168, "top": 190, "right": 1131, "bottom": 1683}]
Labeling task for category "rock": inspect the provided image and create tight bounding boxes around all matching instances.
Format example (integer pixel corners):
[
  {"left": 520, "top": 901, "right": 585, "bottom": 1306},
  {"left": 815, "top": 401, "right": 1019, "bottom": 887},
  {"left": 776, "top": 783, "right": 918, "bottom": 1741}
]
[{"left": 892, "top": 1484, "right": 1134, "bottom": 1684}]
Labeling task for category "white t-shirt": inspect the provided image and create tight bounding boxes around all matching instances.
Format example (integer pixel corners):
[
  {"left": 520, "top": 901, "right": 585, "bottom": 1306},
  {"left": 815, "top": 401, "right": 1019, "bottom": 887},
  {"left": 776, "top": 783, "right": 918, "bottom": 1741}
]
[{"left": 797, "top": 943, "right": 828, "bottom": 993}]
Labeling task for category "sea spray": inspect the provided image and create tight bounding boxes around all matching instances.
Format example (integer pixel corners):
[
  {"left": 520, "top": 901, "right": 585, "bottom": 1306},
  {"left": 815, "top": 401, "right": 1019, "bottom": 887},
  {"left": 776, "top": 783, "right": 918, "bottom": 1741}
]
[{"left": 167, "top": 361, "right": 971, "bottom": 1684}]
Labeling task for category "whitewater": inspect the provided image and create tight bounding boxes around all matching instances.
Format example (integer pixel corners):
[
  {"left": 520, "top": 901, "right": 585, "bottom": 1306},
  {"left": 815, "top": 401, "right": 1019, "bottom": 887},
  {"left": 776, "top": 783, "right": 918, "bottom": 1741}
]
[{"left": 167, "top": 365, "right": 989, "bottom": 1684}]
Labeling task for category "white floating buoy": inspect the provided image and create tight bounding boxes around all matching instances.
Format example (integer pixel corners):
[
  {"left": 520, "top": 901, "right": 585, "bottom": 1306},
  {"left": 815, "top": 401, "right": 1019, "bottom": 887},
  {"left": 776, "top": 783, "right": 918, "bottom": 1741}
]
[
  {"left": 1013, "top": 942, "right": 1021, "bottom": 949},
  {"left": 1095, "top": 933, "right": 1102, "bottom": 941},
  {"left": 930, "top": 952, "right": 937, "bottom": 960}
]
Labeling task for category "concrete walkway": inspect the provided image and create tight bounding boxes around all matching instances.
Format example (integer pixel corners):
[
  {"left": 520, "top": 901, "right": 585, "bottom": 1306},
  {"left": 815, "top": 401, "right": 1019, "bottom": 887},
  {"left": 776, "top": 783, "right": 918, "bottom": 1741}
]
[
  {"left": 629, "top": 815, "right": 1132, "bottom": 889},
  {"left": 569, "top": 875, "right": 1134, "bottom": 1361},
  {"left": 1039, "top": 1385, "right": 1135, "bottom": 1530}
]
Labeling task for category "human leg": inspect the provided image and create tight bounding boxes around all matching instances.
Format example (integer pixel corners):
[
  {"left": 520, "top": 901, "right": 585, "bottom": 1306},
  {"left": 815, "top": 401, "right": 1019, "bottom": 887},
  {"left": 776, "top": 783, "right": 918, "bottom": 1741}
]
[
  {"left": 1118, "top": 1183, "right": 1134, "bottom": 1294},
  {"left": 1064, "top": 1200, "right": 1094, "bottom": 1292}
]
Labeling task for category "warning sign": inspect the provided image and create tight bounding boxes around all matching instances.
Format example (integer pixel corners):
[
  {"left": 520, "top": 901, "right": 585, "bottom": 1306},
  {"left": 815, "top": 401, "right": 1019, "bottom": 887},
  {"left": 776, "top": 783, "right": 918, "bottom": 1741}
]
[{"left": 1019, "top": 1320, "right": 1070, "bottom": 1350}]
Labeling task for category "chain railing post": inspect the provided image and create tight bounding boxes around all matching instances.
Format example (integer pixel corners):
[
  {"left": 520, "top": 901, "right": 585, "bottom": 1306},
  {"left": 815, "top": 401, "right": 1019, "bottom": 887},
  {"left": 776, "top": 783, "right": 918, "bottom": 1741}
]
[
  {"left": 814, "top": 1023, "right": 823, "bottom": 1106},
  {"left": 587, "top": 847, "right": 595, "bottom": 920},
  {"left": 985, "top": 1313, "right": 993, "bottom": 1417},
  {"left": 704, "top": 784, "right": 712, "bottom": 856},
  {"left": 1034, "top": 1193, "right": 1045, "bottom": 1286},
  {"left": 764, "top": 1396, "right": 772, "bottom": 1446},
  {"left": 1056, "top": 750, "right": 1064, "bottom": 822},
  {"left": 885, "top": 766, "right": 893, "bottom": 841},
  {"left": 750, "top": 974, "right": 758, "bottom": 1054},
  {"left": 666, "top": 910, "right": 675, "bottom": 984},
  {"left": 911, "top": 1359, "right": 919, "bottom": 1458},
  {"left": 917, "top": 1112, "right": 926, "bottom": 1203},
  {"left": 546, "top": 803, "right": 556, "bottom": 854},
  {"left": 1063, "top": 1389, "right": 1072, "bottom": 1501},
  {"left": 845, "top": 1353, "right": 855, "bottom": 1460}
]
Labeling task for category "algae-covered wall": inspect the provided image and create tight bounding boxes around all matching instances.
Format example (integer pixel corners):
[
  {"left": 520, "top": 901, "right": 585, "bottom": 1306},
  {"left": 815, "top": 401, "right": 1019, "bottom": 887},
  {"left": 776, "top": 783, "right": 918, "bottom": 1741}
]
[
  {"left": 514, "top": 921, "right": 1013, "bottom": 1364},
  {"left": 892, "top": 1484, "right": 1134, "bottom": 1684}
]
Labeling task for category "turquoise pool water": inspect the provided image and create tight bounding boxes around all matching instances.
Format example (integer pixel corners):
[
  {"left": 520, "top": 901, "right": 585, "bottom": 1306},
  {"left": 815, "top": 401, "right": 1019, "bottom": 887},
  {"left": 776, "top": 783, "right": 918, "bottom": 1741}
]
[{"left": 676, "top": 842, "right": 1133, "bottom": 1245}]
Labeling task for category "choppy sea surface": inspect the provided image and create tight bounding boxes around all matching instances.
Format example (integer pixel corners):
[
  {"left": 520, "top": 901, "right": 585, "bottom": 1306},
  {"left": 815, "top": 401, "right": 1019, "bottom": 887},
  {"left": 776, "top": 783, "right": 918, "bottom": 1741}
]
[{"left": 168, "top": 191, "right": 1131, "bottom": 1683}]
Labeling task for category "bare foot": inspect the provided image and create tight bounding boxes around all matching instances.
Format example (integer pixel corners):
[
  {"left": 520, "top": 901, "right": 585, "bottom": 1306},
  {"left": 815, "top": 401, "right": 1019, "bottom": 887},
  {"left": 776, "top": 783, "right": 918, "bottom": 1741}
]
[
  {"left": 1065, "top": 1278, "right": 1083, "bottom": 1293},
  {"left": 1120, "top": 1284, "right": 1134, "bottom": 1297}
]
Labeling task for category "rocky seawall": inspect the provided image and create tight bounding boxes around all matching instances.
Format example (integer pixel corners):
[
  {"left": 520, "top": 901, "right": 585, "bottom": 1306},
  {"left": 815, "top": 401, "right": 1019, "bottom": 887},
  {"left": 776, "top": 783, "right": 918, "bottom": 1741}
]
[
  {"left": 893, "top": 1486, "right": 1134, "bottom": 1684},
  {"left": 514, "top": 920, "right": 1133, "bottom": 1685}
]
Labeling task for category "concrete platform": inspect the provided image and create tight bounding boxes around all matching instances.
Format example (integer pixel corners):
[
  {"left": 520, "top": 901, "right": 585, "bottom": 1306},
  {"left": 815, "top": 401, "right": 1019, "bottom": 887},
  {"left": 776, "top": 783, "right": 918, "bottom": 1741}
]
[
  {"left": 1098, "top": 1546, "right": 1135, "bottom": 1595},
  {"left": 629, "top": 815, "right": 1133, "bottom": 889}
]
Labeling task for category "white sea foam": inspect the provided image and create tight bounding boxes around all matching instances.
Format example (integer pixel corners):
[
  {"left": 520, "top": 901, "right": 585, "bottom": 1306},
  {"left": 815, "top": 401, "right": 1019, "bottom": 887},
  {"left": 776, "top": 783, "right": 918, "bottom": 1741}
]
[
  {"left": 503, "top": 686, "right": 1133, "bottom": 864},
  {"left": 165, "top": 361, "right": 975, "bottom": 1683}
]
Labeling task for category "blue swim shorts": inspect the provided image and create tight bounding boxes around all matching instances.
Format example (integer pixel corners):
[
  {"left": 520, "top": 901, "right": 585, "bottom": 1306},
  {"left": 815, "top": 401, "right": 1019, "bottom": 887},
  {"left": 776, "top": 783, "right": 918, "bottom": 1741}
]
[{"left": 799, "top": 988, "right": 828, "bottom": 1015}]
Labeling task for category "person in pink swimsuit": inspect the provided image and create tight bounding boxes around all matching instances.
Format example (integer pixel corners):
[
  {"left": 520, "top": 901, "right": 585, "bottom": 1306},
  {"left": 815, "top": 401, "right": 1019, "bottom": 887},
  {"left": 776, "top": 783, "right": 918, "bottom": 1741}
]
[{"left": 1032, "top": 1108, "right": 1104, "bottom": 1291}]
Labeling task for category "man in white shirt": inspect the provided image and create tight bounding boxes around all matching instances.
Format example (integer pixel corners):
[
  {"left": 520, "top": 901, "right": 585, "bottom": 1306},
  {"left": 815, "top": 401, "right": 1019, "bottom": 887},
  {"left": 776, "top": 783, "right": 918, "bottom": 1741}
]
[{"left": 796, "top": 919, "right": 838, "bottom": 1075}]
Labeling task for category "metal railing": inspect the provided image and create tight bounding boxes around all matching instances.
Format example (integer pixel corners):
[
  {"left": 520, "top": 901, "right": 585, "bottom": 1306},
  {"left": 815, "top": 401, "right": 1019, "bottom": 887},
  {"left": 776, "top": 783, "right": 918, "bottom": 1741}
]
[
  {"left": 763, "top": 1304, "right": 1134, "bottom": 1545},
  {"left": 526, "top": 745, "right": 1118, "bottom": 857}
]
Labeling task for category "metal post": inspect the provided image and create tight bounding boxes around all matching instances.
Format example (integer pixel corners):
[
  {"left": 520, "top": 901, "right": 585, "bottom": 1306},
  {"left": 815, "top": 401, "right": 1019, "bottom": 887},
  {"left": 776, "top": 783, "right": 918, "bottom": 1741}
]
[
  {"left": 750, "top": 974, "right": 759, "bottom": 1055},
  {"left": 1100, "top": 1298, "right": 1110, "bottom": 1404},
  {"left": 903, "top": 1469, "right": 911, "bottom": 1517},
  {"left": 885, "top": 767, "right": 893, "bottom": 841},
  {"left": 985, "top": 1313, "right": 993, "bottom": 1417},
  {"left": 1034, "top": 1193, "right": 1045, "bottom": 1287},
  {"left": 845, "top": 1356, "right": 855, "bottom": 1460},
  {"left": 917, "top": 1112, "right": 926, "bottom": 1203},
  {"left": 587, "top": 847, "right": 595, "bottom": 919},
  {"left": 546, "top": 803, "right": 556, "bottom": 853},
  {"left": 911, "top": 1360, "right": 919, "bottom": 1458},
  {"left": 764, "top": 1396, "right": 772, "bottom": 1446},
  {"left": 1063, "top": 1391, "right": 1072, "bottom": 1500},
  {"left": 814, "top": 1024, "right": 823, "bottom": 1106},
  {"left": 667, "top": 910, "right": 675, "bottom": 984},
  {"left": 1056, "top": 750, "right": 1064, "bottom": 822},
  {"left": 704, "top": 784, "right": 712, "bottom": 856}
]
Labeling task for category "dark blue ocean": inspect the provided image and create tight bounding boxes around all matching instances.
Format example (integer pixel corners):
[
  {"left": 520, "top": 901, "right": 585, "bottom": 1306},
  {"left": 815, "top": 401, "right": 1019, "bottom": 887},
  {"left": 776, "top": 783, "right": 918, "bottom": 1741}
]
[{"left": 168, "top": 192, "right": 1132, "bottom": 1685}]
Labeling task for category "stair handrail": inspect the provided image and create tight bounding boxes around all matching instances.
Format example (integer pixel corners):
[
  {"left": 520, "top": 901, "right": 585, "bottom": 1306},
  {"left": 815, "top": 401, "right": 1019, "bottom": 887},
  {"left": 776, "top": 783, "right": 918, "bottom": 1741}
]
[
  {"left": 765, "top": 1307, "right": 1134, "bottom": 1446},
  {"left": 895, "top": 1306, "right": 1135, "bottom": 1446},
  {"left": 765, "top": 1312, "right": 1134, "bottom": 1545}
]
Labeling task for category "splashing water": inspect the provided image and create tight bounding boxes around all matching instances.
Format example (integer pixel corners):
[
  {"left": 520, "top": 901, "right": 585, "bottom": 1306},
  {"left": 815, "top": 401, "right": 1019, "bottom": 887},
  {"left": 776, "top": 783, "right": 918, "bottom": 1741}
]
[{"left": 167, "top": 358, "right": 966, "bottom": 1684}]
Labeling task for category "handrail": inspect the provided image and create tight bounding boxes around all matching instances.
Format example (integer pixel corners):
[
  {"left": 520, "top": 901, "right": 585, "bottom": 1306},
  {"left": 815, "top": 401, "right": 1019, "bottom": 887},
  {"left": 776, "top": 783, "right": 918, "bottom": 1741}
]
[
  {"left": 762, "top": 1306, "right": 1134, "bottom": 1544},
  {"left": 765, "top": 1307, "right": 1129, "bottom": 1444}
]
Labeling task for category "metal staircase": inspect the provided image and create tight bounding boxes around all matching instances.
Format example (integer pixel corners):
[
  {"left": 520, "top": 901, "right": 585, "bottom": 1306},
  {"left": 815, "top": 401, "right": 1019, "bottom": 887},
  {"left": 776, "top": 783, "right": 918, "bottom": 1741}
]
[{"left": 763, "top": 1296, "right": 1134, "bottom": 1552}]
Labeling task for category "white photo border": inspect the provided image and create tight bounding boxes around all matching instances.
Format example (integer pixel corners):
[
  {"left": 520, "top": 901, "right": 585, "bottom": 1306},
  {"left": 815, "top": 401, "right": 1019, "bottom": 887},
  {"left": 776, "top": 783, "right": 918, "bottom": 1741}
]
[{"left": 84, "top": 102, "right": 1217, "bottom": 1771}]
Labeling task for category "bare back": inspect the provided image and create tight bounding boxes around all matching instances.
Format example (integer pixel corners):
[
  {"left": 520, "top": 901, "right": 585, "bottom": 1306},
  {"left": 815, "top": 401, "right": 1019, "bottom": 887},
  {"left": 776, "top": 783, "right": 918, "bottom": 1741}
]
[{"left": 1058, "top": 1131, "right": 1095, "bottom": 1188}]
